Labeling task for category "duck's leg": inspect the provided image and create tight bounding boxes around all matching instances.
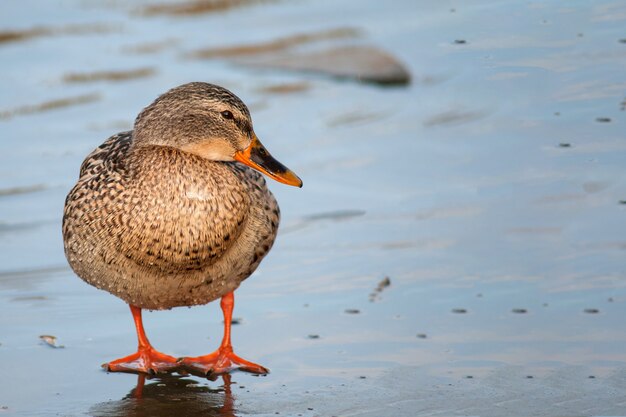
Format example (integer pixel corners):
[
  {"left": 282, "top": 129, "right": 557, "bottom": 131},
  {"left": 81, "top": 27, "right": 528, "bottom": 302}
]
[
  {"left": 103, "top": 305, "right": 179, "bottom": 375},
  {"left": 180, "top": 291, "right": 269, "bottom": 376}
]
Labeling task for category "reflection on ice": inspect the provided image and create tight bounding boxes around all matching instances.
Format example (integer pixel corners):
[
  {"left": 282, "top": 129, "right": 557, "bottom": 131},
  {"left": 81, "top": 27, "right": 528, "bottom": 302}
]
[{"left": 90, "top": 374, "right": 235, "bottom": 417}]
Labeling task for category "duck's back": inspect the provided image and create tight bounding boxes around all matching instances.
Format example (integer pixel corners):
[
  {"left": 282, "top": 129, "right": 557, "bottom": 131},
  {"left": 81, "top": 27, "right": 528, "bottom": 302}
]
[{"left": 63, "top": 132, "right": 280, "bottom": 310}]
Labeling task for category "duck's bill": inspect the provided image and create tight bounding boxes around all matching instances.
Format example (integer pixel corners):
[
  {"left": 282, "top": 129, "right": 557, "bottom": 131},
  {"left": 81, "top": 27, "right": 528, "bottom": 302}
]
[{"left": 234, "top": 134, "right": 303, "bottom": 188}]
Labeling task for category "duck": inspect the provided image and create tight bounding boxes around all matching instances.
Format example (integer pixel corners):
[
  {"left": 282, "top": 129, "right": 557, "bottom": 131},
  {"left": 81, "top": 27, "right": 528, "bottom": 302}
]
[{"left": 62, "top": 82, "right": 302, "bottom": 376}]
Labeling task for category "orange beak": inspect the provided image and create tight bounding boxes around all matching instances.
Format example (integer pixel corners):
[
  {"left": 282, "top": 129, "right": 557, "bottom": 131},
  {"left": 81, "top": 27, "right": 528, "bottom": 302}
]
[{"left": 234, "top": 133, "right": 303, "bottom": 188}]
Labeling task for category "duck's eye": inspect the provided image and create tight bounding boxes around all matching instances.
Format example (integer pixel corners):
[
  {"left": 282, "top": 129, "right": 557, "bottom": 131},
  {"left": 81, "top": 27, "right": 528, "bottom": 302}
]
[{"left": 221, "top": 110, "right": 234, "bottom": 120}]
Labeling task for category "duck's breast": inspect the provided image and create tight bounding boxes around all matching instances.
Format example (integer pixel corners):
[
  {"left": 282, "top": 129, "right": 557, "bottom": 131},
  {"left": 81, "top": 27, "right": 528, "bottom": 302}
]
[{"left": 113, "top": 146, "right": 252, "bottom": 274}]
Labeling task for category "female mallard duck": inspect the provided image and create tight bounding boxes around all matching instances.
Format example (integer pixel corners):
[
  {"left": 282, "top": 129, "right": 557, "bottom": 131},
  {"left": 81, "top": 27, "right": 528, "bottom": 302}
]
[{"left": 62, "top": 82, "right": 302, "bottom": 376}]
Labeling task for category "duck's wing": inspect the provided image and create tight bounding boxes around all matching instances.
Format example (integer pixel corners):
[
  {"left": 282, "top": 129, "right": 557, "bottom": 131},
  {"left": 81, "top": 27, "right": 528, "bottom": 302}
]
[{"left": 78, "top": 131, "right": 133, "bottom": 180}]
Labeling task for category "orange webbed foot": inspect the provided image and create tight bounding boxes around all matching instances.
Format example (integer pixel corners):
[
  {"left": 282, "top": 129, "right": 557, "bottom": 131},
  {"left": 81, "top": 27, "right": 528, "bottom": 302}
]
[
  {"left": 103, "top": 346, "right": 180, "bottom": 375},
  {"left": 179, "top": 346, "right": 269, "bottom": 377},
  {"left": 181, "top": 291, "right": 268, "bottom": 377}
]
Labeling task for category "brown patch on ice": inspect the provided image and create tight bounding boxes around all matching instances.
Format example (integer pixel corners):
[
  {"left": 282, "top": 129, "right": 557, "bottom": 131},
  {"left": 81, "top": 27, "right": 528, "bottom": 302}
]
[
  {"left": 0, "top": 28, "right": 48, "bottom": 43},
  {"left": 39, "top": 335, "right": 65, "bottom": 349},
  {"left": 0, "top": 184, "right": 46, "bottom": 197},
  {"left": 369, "top": 276, "right": 391, "bottom": 302},
  {"left": 303, "top": 210, "right": 366, "bottom": 222},
  {"left": 188, "top": 28, "right": 360, "bottom": 58},
  {"left": 11, "top": 296, "right": 48, "bottom": 302},
  {"left": 0, "top": 93, "right": 100, "bottom": 120},
  {"left": 63, "top": 67, "right": 156, "bottom": 83},
  {"left": 257, "top": 81, "right": 311, "bottom": 94},
  {"left": 86, "top": 120, "right": 133, "bottom": 132},
  {"left": 138, "top": 0, "right": 271, "bottom": 16},
  {"left": 424, "top": 109, "right": 487, "bottom": 127},
  {"left": 0, "top": 24, "right": 115, "bottom": 45},
  {"left": 122, "top": 39, "right": 179, "bottom": 54},
  {"left": 327, "top": 110, "right": 386, "bottom": 127}
]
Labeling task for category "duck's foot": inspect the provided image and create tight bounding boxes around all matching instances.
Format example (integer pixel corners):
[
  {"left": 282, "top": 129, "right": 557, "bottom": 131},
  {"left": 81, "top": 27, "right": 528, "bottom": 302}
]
[
  {"left": 103, "top": 346, "right": 180, "bottom": 375},
  {"left": 179, "top": 347, "right": 269, "bottom": 377}
]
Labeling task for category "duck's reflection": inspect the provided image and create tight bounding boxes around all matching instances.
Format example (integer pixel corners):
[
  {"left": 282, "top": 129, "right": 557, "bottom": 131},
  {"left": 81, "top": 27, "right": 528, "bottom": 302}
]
[{"left": 89, "top": 373, "right": 235, "bottom": 417}]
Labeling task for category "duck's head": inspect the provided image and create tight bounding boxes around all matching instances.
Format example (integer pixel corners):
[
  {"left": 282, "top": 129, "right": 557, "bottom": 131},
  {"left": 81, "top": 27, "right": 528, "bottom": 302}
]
[{"left": 133, "top": 82, "right": 302, "bottom": 188}]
